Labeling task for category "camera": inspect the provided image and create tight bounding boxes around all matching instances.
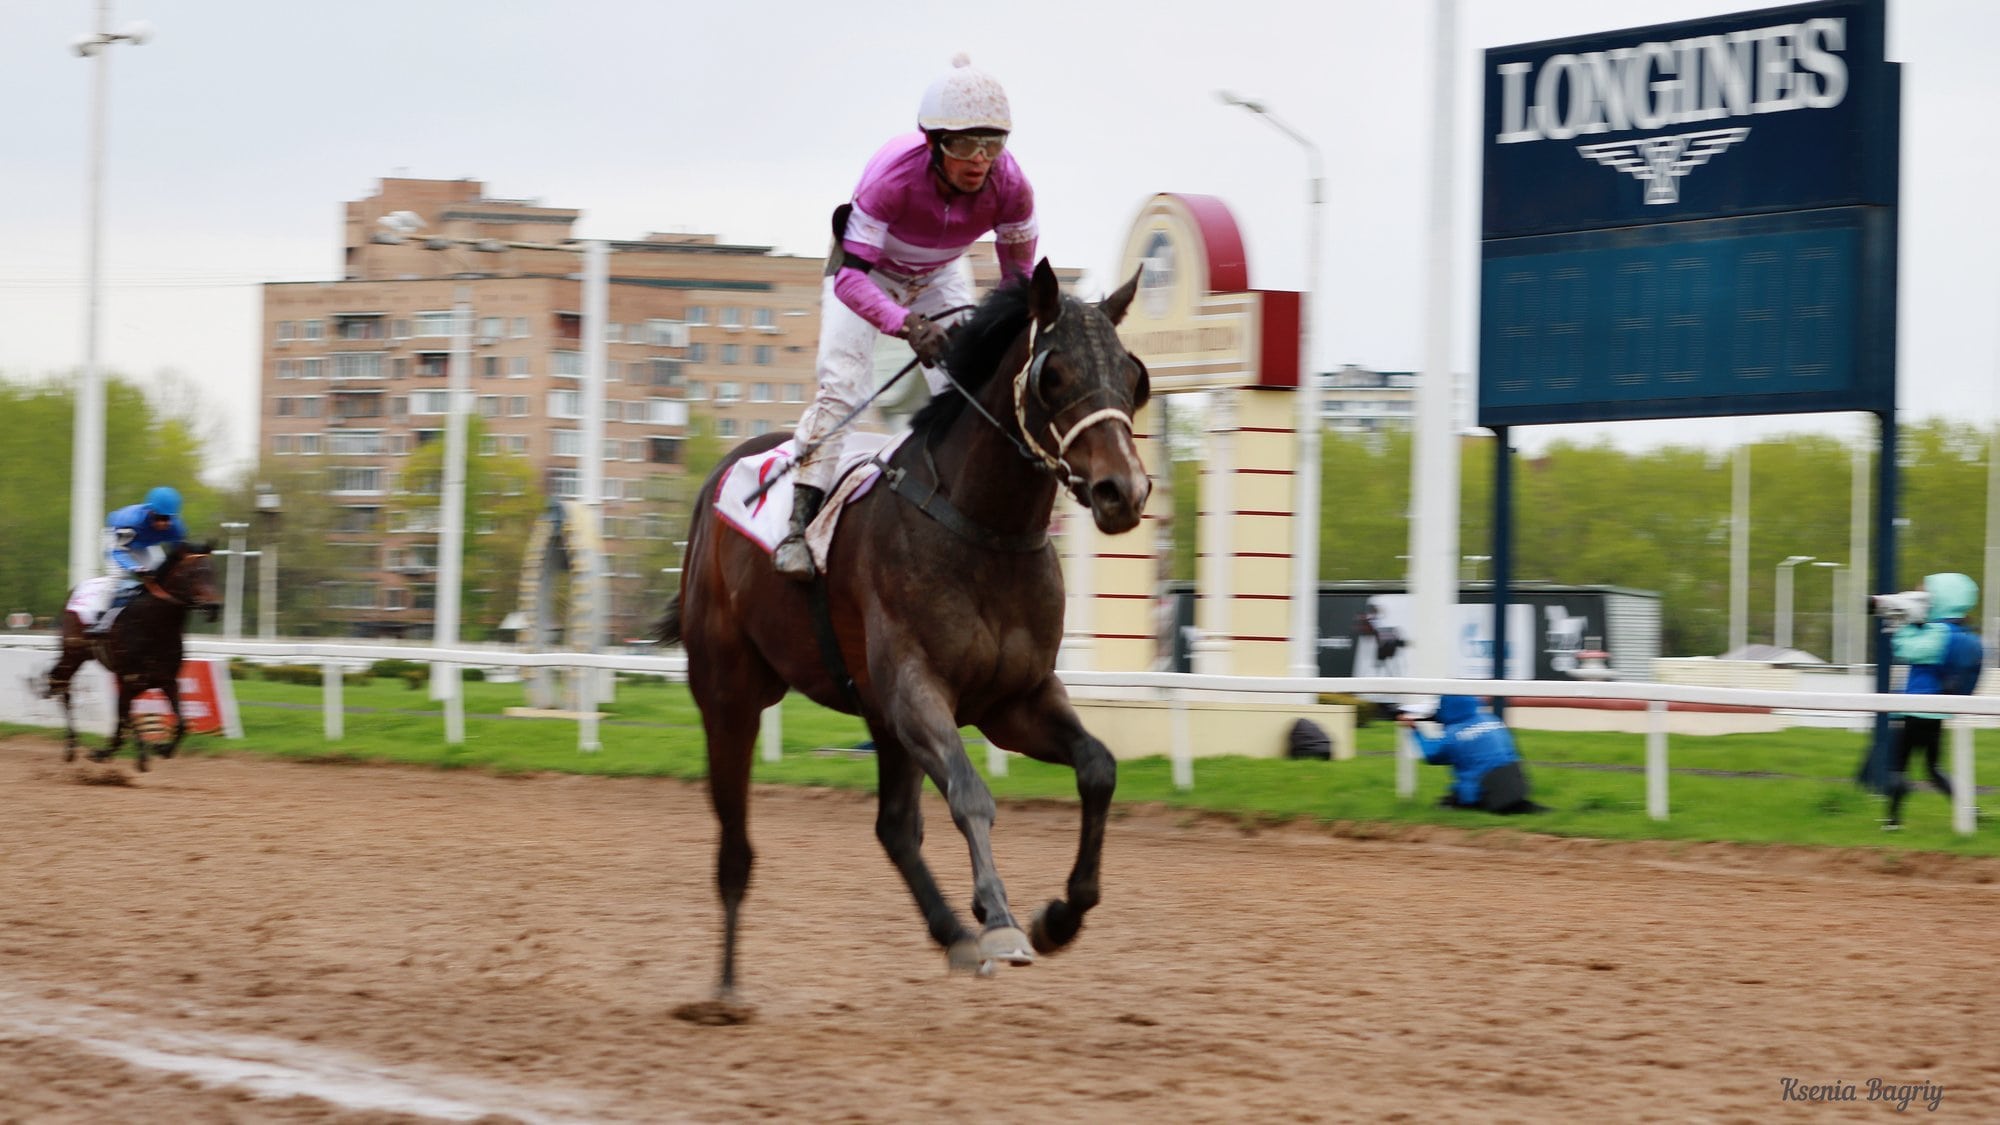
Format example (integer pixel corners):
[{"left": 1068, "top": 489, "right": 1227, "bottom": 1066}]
[{"left": 1869, "top": 590, "right": 1930, "bottom": 628}]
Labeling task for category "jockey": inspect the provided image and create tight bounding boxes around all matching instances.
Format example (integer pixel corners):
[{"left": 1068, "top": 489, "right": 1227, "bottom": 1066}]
[
  {"left": 85, "top": 485, "right": 188, "bottom": 635},
  {"left": 772, "top": 53, "right": 1039, "bottom": 580}
]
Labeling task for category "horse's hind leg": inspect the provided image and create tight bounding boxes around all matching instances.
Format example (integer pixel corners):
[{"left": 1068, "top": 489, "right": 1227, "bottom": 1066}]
[
  {"left": 157, "top": 678, "right": 186, "bottom": 760},
  {"left": 978, "top": 678, "right": 1117, "bottom": 955},
  {"left": 869, "top": 724, "right": 981, "bottom": 971},
  {"left": 93, "top": 681, "right": 137, "bottom": 768},
  {"left": 687, "top": 648, "right": 783, "bottom": 1004}
]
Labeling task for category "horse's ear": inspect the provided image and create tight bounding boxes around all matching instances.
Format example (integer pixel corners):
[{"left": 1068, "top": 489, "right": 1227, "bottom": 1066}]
[
  {"left": 1030, "top": 258, "right": 1063, "bottom": 328},
  {"left": 1100, "top": 267, "right": 1142, "bottom": 326}
]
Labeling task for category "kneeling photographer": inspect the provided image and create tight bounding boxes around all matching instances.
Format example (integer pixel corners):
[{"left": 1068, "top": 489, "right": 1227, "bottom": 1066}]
[
  {"left": 1871, "top": 573, "right": 1984, "bottom": 830},
  {"left": 1398, "top": 695, "right": 1546, "bottom": 815}
]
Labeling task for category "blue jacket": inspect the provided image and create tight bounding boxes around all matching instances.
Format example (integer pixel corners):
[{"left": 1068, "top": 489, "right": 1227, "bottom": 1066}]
[
  {"left": 1411, "top": 695, "right": 1521, "bottom": 806},
  {"left": 1893, "top": 573, "right": 1983, "bottom": 718},
  {"left": 105, "top": 502, "right": 188, "bottom": 576}
]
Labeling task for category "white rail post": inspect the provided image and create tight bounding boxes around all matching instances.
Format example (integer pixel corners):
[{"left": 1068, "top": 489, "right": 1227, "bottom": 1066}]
[
  {"left": 760, "top": 703, "right": 783, "bottom": 763},
  {"left": 322, "top": 662, "right": 343, "bottom": 741},
  {"left": 1169, "top": 690, "right": 1192, "bottom": 791},
  {"left": 1952, "top": 719, "right": 1976, "bottom": 836},
  {"left": 983, "top": 737, "right": 1008, "bottom": 778},
  {"left": 578, "top": 676, "right": 601, "bottom": 753},
  {"left": 1646, "top": 700, "right": 1669, "bottom": 821},
  {"left": 443, "top": 663, "right": 464, "bottom": 745},
  {"left": 1396, "top": 722, "right": 1417, "bottom": 799}
]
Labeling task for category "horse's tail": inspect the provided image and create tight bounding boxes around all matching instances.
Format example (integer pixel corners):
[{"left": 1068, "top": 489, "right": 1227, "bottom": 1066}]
[{"left": 656, "top": 449, "right": 735, "bottom": 647}]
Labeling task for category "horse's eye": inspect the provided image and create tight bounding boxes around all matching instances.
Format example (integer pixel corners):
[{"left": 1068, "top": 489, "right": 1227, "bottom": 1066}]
[{"left": 1034, "top": 352, "right": 1065, "bottom": 406}]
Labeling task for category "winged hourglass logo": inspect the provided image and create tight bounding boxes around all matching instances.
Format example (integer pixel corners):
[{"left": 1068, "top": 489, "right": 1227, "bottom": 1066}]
[{"left": 1575, "top": 127, "right": 1752, "bottom": 205}]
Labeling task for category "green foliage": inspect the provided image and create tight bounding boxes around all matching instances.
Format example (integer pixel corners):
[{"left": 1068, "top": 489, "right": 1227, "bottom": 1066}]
[
  {"left": 369, "top": 658, "right": 428, "bottom": 680},
  {"left": 256, "top": 663, "right": 369, "bottom": 686},
  {"left": 388, "top": 416, "right": 543, "bottom": 638}
]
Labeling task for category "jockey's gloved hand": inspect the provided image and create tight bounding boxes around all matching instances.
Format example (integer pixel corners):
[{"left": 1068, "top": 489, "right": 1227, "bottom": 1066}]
[{"left": 901, "top": 312, "right": 949, "bottom": 367}]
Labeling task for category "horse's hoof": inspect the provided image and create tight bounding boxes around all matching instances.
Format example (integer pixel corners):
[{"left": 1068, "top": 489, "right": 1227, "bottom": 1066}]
[
  {"left": 1030, "top": 900, "right": 1083, "bottom": 955},
  {"left": 135, "top": 757, "right": 149, "bottom": 773},
  {"left": 978, "top": 925, "right": 1035, "bottom": 966},
  {"left": 87, "top": 750, "right": 112, "bottom": 764},
  {"left": 947, "top": 937, "right": 1000, "bottom": 976},
  {"left": 62, "top": 747, "right": 76, "bottom": 763},
  {"left": 671, "top": 997, "right": 755, "bottom": 1026}
]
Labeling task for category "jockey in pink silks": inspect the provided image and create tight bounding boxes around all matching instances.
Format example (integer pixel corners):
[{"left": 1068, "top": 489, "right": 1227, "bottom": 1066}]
[{"left": 772, "top": 54, "right": 1039, "bottom": 579}]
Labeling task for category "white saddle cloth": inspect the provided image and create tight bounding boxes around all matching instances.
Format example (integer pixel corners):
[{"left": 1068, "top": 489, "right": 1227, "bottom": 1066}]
[
  {"left": 65, "top": 576, "right": 120, "bottom": 624},
  {"left": 714, "top": 432, "right": 909, "bottom": 571}
]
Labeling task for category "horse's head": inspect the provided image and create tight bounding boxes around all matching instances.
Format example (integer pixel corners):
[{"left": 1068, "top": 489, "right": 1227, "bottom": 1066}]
[
  {"left": 158, "top": 542, "right": 222, "bottom": 622},
  {"left": 1014, "top": 260, "right": 1153, "bottom": 534}
]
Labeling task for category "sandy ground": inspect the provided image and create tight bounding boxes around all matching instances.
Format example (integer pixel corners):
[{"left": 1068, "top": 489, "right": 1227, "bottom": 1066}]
[{"left": 1, "top": 734, "right": 1996, "bottom": 1123}]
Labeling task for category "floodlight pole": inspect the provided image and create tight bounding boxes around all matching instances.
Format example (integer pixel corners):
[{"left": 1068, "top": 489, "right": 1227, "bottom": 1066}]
[{"left": 68, "top": 3, "right": 149, "bottom": 588}]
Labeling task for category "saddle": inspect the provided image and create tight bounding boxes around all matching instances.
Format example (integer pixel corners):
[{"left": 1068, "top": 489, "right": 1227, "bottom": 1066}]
[{"left": 715, "top": 433, "right": 909, "bottom": 573}]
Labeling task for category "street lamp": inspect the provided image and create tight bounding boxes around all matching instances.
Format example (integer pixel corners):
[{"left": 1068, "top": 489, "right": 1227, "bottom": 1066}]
[
  {"left": 1218, "top": 90, "right": 1323, "bottom": 680},
  {"left": 256, "top": 485, "right": 281, "bottom": 640},
  {"left": 1775, "top": 555, "right": 1814, "bottom": 651},
  {"left": 67, "top": 4, "right": 152, "bottom": 589}
]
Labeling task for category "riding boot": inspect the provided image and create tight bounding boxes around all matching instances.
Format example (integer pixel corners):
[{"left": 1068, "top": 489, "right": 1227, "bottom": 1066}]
[{"left": 773, "top": 484, "right": 828, "bottom": 581}]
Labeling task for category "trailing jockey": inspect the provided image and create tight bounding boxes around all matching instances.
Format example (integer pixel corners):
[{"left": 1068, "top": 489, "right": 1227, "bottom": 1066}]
[
  {"left": 773, "top": 53, "right": 1040, "bottom": 580},
  {"left": 84, "top": 485, "right": 189, "bottom": 636}
]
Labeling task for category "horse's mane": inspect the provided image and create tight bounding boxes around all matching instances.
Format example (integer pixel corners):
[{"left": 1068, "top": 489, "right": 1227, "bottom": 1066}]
[{"left": 909, "top": 276, "right": 1036, "bottom": 439}]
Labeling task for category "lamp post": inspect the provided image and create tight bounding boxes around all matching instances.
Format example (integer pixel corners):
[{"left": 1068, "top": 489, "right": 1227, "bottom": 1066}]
[
  {"left": 1775, "top": 555, "right": 1814, "bottom": 651},
  {"left": 256, "top": 485, "right": 280, "bottom": 640},
  {"left": 220, "top": 521, "right": 249, "bottom": 638},
  {"left": 67, "top": 4, "right": 152, "bottom": 589},
  {"left": 1218, "top": 90, "right": 1323, "bottom": 680}
]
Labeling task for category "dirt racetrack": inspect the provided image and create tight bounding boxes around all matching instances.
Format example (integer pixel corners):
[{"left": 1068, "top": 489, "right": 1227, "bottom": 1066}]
[{"left": 2, "top": 734, "right": 1996, "bottom": 1123}]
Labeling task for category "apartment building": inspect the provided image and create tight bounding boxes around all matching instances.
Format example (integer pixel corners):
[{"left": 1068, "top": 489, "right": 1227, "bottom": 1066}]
[{"left": 262, "top": 177, "right": 825, "bottom": 642}]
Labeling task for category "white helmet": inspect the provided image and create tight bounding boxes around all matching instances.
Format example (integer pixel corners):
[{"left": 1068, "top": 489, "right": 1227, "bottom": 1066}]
[{"left": 917, "top": 54, "right": 1012, "bottom": 133}]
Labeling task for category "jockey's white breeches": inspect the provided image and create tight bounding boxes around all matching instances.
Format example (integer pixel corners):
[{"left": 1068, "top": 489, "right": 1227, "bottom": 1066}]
[{"left": 792, "top": 258, "right": 974, "bottom": 493}]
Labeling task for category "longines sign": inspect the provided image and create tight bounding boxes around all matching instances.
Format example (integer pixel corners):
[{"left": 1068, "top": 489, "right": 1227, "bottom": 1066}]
[
  {"left": 1477, "top": 0, "right": 1899, "bottom": 427},
  {"left": 1483, "top": 0, "right": 1893, "bottom": 240}
]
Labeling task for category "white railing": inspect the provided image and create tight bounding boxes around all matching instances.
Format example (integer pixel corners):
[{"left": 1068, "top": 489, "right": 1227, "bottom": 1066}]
[{"left": 0, "top": 635, "right": 1983, "bottom": 835}]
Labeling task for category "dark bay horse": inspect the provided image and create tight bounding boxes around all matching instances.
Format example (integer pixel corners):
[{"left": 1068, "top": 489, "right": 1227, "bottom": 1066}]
[
  {"left": 46, "top": 542, "right": 220, "bottom": 771},
  {"left": 660, "top": 260, "right": 1152, "bottom": 1005}
]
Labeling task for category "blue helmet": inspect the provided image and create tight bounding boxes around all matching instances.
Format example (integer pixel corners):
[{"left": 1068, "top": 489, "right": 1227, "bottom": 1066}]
[{"left": 144, "top": 486, "right": 182, "bottom": 518}]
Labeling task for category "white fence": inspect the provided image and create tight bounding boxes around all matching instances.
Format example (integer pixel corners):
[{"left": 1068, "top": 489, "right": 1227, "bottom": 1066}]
[{"left": 1, "top": 634, "right": 1988, "bottom": 835}]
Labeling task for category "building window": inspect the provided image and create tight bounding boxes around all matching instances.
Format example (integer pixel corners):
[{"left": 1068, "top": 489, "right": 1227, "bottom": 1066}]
[
  {"left": 685, "top": 381, "right": 707, "bottom": 401},
  {"left": 300, "top": 396, "right": 323, "bottom": 418},
  {"left": 548, "top": 389, "right": 581, "bottom": 418},
  {"left": 482, "top": 356, "right": 499, "bottom": 378},
  {"left": 783, "top": 383, "right": 806, "bottom": 404},
  {"left": 649, "top": 437, "right": 682, "bottom": 465},
  {"left": 333, "top": 352, "right": 383, "bottom": 380},
  {"left": 552, "top": 429, "right": 581, "bottom": 457},
  {"left": 716, "top": 382, "right": 741, "bottom": 403},
  {"left": 512, "top": 316, "right": 530, "bottom": 338},
  {"left": 686, "top": 305, "right": 708, "bottom": 326},
  {"left": 755, "top": 345, "right": 774, "bottom": 365},
  {"left": 410, "top": 390, "right": 450, "bottom": 415},
  {"left": 720, "top": 307, "right": 741, "bottom": 329},
  {"left": 751, "top": 419, "right": 772, "bottom": 437},
  {"left": 298, "top": 434, "right": 321, "bottom": 455},
  {"left": 392, "top": 319, "right": 410, "bottom": 340},
  {"left": 477, "top": 395, "right": 501, "bottom": 418},
  {"left": 507, "top": 434, "right": 528, "bottom": 454},
  {"left": 509, "top": 356, "right": 530, "bottom": 378},
  {"left": 330, "top": 466, "right": 383, "bottom": 494},
  {"left": 754, "top": 308, "right": 776, "bottom": 332},
  {"left": 413, "top": 310, "right": 455, "bottom": 337},
  {"left": 301, "top": 357, "right": 324, "bottom": 380},
  {"left": 606, "top": 321, "right": 623, "bottom": 343},
  {"left": 303, "top": 320, "right": 324, "bottom": 341},
  {"left": 277, "top": 321, "right": 297, "bottom": 341},
  {"left": 275, "top": 397, "right": 295, "bottom": 417},
  {"left": 478, "top": 316, "right": 504, "bottom": 342},
  {"left": 508, "top": 395, "right": 528, "bottom": 417},
  {"left": 751, "top": 382, "right": 772, "bottom": 403},
  {"left": 552, "top": 350, "right": 582, "bottom": 377},
  {"left": 721, "top": 344, "right": 739, "bottom": 365},
  {"left": 650, "top": 358, "right": 684, "bottom": 388},
  {"left": 647, "top": 319, "right": 685, "bottom": 347},
  {"left": 687, "top": 342, "right": 708, "bottom": 363},
  {"left": 548, "top": 468, "right": 580, "bottom": 498},
  {"left": 273, "top": 434, "right": 293, "bottom": 455},
  {"left": 718, "top": 419, "right": 738, "bottom": 438}
]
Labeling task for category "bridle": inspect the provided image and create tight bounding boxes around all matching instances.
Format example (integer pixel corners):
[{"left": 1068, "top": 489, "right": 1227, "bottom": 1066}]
[
  {"left": 140, "top": 551, "right": 211, "bottom": 608},
  {"left": 931, "top": 303, "right": 1138, "bottom": 501}
]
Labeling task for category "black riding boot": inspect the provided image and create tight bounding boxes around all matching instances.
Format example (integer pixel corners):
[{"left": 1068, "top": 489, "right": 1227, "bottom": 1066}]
[{"left": 773, "top": 484, "right": 827, "bottom": 581}]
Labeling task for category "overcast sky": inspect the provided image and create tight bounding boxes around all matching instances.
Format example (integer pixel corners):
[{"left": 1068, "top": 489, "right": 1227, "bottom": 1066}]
[{"left": 3, "top": 0, "right": 1995, "bottom": 477}]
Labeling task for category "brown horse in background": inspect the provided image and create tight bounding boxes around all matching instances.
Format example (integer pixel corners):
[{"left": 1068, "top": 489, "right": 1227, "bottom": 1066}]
[
  {"left": 660, "top": 260, "right": 1152, "bottom": 1008},
  {"left": 46, "top": 542, "right": 221, "bottom": 771}
]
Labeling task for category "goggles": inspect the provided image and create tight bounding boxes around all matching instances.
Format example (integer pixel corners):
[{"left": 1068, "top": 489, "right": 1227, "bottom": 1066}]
[{"left": 936, "top": 132, "right": 1007, "bottom": 161}]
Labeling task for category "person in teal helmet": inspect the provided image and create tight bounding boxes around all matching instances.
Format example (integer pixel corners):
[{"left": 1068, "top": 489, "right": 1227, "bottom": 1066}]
[
  {"left": 81, "top": 486, "right": 190, "bottom": 635},
  {"left": 1877, "top": 572, "right": 1983, "bottom": 830}
]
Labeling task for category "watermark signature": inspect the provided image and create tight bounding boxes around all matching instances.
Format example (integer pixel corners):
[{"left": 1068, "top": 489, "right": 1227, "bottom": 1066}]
[{"left": 1780, "top": 1078, "right": 1944, "bottom": 1112}]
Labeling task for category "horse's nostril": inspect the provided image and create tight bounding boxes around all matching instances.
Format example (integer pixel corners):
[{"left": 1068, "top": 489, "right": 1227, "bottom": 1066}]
[{"left": 1090, "top": 479, "right": 1127, "bottom": 511}]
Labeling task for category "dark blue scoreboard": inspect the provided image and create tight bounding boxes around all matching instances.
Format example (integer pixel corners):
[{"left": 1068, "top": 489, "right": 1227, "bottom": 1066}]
[{"left": 1478, "top": 0, "right": 1898, "bottom": 426}]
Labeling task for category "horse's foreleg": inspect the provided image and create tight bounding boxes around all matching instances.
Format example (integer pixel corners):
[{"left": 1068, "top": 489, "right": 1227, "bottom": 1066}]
[
  {"left": 158, "top": 678, "right": 186, "bottom": 760},
  {"left": 94, "top": 681, "right": 136, "bottom": 768},
  {"left": 883, "top": 685, "right": 1031, "bottom": 967},
  {"left": 870, "top": 728, "right": 979, "bottom": 967},
  {"left": 978, "top": 680, "right": 1117, "bottom": 955}
]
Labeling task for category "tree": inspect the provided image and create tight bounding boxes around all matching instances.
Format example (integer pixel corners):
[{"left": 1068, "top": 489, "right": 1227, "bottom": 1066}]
[{"left": 387, "top": 417, "right": 543, "bottom": 639}]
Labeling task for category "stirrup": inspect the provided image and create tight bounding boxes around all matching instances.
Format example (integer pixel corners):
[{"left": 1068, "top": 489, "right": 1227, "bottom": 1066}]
[{"left": 773, "top": 535, "right": 816, "bottom": 580}]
